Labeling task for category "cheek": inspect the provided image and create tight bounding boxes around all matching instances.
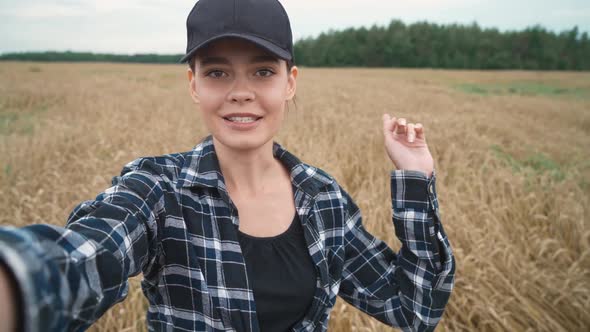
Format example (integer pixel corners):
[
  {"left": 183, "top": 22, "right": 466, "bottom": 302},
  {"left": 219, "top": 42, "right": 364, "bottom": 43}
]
[
  {"left": 197, "top": 85, "right": 226, "bottom": 111},
  {"left": 258, "top": 82, "right": 288, "bottom": 112}
]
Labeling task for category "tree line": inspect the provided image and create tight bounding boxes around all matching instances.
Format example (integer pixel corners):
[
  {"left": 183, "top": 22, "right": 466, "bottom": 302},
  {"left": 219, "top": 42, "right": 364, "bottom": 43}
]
[
  {"left": 1, "top": 20, "right": 589, "bottom": 70},
  {"left": 294, "top": 20, "right": 589, "bottom": 70},
  {"left": 0, "top": 51, "right": 182, "bottom": 64}
]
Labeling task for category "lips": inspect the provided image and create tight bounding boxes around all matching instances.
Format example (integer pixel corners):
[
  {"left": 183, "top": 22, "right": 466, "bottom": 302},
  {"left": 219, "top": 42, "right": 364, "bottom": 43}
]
[
  {"left": 221, "top": 113, "right": 263, "bottom": 131},
  {"left": 222, "top": 113, "right": 263, "bottom": 121}
]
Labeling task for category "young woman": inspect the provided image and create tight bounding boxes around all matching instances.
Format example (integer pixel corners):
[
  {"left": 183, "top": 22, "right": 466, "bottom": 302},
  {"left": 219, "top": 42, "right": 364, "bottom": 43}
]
[{"left": 0, "top": 0, "right": 455, "bottom": 331}]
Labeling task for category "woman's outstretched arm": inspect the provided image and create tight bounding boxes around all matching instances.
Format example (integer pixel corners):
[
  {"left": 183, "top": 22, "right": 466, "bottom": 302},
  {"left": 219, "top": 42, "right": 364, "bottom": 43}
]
[
  {"left": 337, "top": 169, "right": 455, "bottom": 331},
  {"left": 0, "top": 158, "right": 166, "bottom": 332}
]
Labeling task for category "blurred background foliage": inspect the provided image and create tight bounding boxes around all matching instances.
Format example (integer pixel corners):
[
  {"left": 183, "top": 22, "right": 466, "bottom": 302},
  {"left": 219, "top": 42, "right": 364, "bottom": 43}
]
[{"left": 1, "top": 20, "right": 589, "bottom": 70}]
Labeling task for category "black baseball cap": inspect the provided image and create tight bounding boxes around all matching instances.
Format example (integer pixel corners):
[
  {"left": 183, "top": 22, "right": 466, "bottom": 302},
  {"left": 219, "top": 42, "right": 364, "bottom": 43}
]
[{"left": 179, "top": 0, "right": 294, "bottom": 64}]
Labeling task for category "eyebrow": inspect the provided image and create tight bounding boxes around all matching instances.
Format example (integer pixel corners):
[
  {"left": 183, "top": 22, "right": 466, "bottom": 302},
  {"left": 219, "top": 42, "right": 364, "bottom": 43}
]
[{"left": 199, "top": 55, "right": 279, "bottom": 66}]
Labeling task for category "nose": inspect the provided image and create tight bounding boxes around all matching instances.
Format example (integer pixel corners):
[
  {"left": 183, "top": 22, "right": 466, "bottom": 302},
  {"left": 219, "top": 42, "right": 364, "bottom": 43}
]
[{"left": 227, "top": 76, "right": 255, "bottom": 104}]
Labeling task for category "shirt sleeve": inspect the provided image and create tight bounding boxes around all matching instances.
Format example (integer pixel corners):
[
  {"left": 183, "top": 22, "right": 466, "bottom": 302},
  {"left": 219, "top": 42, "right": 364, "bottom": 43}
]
[
  {"left": 337, "top": 168, "right": 455, "bottom": 332},
  {"left": 0, "top": 161, "right": 165, "bottom": 332}
]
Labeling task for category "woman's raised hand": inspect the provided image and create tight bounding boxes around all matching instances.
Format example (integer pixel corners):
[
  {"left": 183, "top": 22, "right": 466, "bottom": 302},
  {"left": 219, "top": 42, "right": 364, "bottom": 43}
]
[{"left": 382, "top": 114, "right": 434, "bottom": 178}]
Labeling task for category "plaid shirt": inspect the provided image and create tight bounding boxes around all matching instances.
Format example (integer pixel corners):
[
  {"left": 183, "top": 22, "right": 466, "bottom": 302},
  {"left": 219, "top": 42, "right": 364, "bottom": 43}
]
[{"left": 0, "top": 134, "right": 455, "bottom": 332}]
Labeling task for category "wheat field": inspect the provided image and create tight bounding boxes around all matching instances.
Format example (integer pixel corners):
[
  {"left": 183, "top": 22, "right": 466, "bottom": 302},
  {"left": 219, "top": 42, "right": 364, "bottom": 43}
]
[{"left": 0, "top": 62, "right": 589, "bottom": 331}]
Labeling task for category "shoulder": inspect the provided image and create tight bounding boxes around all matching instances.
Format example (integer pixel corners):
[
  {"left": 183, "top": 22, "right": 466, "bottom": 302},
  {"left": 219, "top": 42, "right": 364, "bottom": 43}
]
[
  {"left": 117, "top": 150, "right": 192, "bottom": 183},
  {"left": 301, "top": 163, "right": 355, "bottom": 210},
  {"left": 302, "top": 164, "right": 363, "bottom": 234},
  {"left": 301, "top": 162, "right": 337, "bottom": 189}
]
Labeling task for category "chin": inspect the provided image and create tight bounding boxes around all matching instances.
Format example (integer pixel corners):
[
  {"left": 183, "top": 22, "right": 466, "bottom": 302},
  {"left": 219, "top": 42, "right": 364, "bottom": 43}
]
[{"left": 212, "top": 131, "right": 273, "bottom": 152}]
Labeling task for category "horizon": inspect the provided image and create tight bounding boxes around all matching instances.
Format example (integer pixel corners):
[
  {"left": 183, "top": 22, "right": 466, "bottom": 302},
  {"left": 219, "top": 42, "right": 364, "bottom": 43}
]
[{"left": 1, "top": 19, "right": 587, "bottom": 57}]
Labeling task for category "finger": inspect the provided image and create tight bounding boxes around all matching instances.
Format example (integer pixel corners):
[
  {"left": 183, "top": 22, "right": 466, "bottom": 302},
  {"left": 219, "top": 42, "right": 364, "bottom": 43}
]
[
  {"left": 383, "top": 114, "right": 398, "bottom": 134},
  {"left": 382, "top": 114, "right": 391, "bottom": 133},
  {"left": 415, "top": 123, "right": 426, "bottom": 140},
  {"left": 389, "top": 116, "right": 397, "bottom": 133},
  {"left": 395, "top": 118, "right": 406, "bottom": 135},
  {"left": 407, "top": 123, "right": 416, "bottom": 143}
]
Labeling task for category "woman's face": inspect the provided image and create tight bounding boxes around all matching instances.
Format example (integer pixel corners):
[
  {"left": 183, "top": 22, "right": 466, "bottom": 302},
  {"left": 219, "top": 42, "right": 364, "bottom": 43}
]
[{"left": 187, "top": 38, "right": 298, "bottom": 151}]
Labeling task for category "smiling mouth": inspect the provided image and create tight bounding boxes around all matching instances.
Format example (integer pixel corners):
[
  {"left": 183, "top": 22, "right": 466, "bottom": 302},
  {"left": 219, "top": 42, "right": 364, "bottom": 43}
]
[{"left": 222, "top": 116, "right": 263, "bottom": 123}]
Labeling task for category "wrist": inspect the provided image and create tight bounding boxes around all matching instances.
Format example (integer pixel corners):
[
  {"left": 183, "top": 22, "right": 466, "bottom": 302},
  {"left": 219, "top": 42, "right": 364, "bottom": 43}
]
[{"left": 395, "top": 167, "right": 433, "bottom": 178}]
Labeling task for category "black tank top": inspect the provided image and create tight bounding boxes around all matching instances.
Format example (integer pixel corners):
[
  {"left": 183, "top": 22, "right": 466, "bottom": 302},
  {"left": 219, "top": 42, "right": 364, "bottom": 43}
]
[{"left": 237, "top": 212, "right": 317, "bottom": 332}]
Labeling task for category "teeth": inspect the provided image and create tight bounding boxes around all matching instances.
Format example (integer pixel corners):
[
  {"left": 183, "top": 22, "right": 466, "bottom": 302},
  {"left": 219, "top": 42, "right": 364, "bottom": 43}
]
[{"left": 227, "top": 116, "right": 258, "bottom": 123}]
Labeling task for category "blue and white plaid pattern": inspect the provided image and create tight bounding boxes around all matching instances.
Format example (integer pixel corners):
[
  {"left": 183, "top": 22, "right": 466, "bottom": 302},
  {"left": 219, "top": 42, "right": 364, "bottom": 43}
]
[{"left": 0, "top": 134, "right": 455, "bottom": 332}]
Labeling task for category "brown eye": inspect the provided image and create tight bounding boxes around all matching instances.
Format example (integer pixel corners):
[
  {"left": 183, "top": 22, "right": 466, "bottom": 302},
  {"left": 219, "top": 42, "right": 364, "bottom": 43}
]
[
  {"left": 256, "top": 69, "right": 275, "bottom": 77},
  {"left": 206, "top": 70, "right": 227, "bottom": 78}
]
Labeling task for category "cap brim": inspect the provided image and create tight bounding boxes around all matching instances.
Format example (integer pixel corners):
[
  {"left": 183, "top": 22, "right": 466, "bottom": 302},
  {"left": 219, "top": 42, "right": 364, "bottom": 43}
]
[{"left": 178, "top": 33, "right": 292, "bottom": 64}]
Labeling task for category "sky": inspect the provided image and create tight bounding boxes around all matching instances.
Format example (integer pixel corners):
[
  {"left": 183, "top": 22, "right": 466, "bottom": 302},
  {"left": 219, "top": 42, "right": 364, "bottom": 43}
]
[{"left": 1, "top": 0, "right": 589, "bottom": 54}]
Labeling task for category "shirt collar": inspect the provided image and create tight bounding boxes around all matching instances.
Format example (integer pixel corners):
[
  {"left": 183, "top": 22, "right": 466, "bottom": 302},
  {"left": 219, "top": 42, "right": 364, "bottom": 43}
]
[{"left": 176, "top": 134, "right": 334, "bottom": 197}]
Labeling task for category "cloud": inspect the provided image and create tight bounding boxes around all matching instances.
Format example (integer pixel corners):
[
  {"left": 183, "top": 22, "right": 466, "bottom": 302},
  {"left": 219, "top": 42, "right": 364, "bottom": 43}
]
[
  {"left": 0, "top": 3, "right": 86, "bottom": 19},
  {"left": 1, "top": 0, "right": 588, "bottom": 54},
  {"left": 0, "top": 0, "right": 184, "bottom": 19},
  {"left": 553, "top": 8, "right": 590, "bottom": 18}
]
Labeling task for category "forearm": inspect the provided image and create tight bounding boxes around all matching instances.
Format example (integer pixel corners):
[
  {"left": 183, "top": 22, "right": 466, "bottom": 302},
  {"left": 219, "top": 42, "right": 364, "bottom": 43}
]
[
  {"left": 0, "top": 225, "right": 110, "bottom": 332},
  {"left": 0, "top": 159, "right": 164, "bottom": 332},
  {"left": 391, "top": 168, "right": 452, "bottom": 273},
  {"left": 391, "top": 169, "right": 455, "bottom": 327},
  {"left": 0, "top": 174, "right": 161, "bottom": 331},
  {"left": 0, "top": 219, "right": 148, "bottom": 331}
]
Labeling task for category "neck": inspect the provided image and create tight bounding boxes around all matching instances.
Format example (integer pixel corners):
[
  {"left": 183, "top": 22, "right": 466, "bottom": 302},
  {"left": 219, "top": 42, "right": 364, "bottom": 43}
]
[{"left": 213, "top": 136, "right": 283, "bottom": 195}]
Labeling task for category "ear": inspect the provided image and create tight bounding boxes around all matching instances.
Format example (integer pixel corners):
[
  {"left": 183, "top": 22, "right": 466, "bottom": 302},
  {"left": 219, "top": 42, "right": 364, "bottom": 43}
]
[
  {"left": 187, "top": 68, "right": 200, "bottom": 104},
  {"left": 285, "top": 65, "right": 298, "bottom": 101}
]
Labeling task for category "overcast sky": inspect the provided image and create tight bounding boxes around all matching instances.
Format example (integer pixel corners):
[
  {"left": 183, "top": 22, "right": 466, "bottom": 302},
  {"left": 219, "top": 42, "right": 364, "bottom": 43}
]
[{"left": 1, "top": 0, "right": 589, "bottom": 54}]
